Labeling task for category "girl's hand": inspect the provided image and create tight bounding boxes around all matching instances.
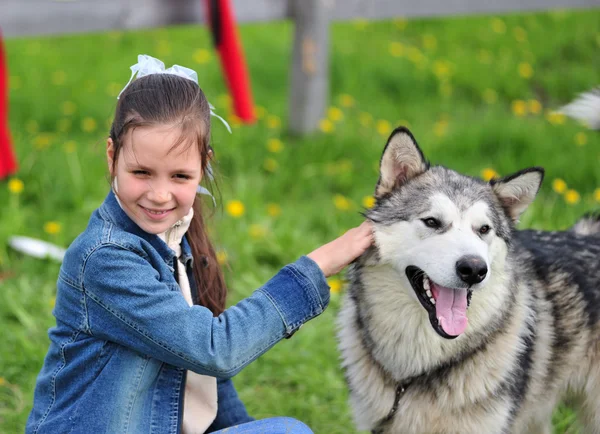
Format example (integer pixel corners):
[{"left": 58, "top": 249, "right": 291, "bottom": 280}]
[{"left": 307, "top": 221, "right": 374, "bottom": 278}]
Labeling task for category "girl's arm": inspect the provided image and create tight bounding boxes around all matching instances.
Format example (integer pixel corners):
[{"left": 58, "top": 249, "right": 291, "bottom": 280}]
[{"left": 81, "top": 248, "right": 326, "bottom": 377}]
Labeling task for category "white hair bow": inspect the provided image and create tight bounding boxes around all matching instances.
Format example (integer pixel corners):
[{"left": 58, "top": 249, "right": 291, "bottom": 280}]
[{"left": 117, "top": 54, "right": 231, "bottom": 134}]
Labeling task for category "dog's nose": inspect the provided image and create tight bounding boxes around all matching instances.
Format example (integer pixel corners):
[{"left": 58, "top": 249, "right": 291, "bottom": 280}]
[{"left": 455, "top": 255, "right": 488, "bottom": 285}]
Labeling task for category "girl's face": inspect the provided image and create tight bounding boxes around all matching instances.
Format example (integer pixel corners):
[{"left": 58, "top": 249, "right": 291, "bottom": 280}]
[{"left": 107, "top": 124, "right": 203, "bottom": 234}]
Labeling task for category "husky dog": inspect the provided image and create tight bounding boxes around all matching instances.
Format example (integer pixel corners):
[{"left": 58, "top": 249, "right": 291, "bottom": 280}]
[{"left": 337, "top": 127, "right": 600, "bottom": 434}]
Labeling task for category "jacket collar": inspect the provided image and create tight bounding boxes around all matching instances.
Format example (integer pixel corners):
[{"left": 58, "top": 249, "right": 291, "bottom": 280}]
[{"left": 99, "top": 190, "right": 193, "bottom": 265}]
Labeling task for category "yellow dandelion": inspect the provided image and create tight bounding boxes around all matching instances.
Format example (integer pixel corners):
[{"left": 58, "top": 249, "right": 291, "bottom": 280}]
[
  {"left": 338, "top": 159, "right": 353, "bottom": 173},
  {"left": 575, "top": 132, "right": 587, "bottom": 146},
  {"left": 8, "top": 178, "right": 24, "bottom": 194},
  {"left": 353, "top": 19, "right": 368, "bottom": 31},
  {"left": 518, "top": 62, "right": 533, "bottom": 79},
  {"left": 266, "top": 138, "right": 284, "bottom": 153},
  {"left": 57, "top": 118, "right": 72, "bottom": 133},
  {"left": 50, "top": 296, "right": 56, "bottom": 308},
  {"left": 266, "top": 115, "right": 281, "bottom": 129},
  {"left": 338, "top": 94, "right": 355, "bottom": 108},
  {"left": 393, "top": 17, "right": 407, "bottom": 30},
  {"left": 44, "top": 221, "right": 62, "bottom": 235},
  {"left": 216, "top": 250, "right": 228, "bottom": 265},
  {"left": 227, "top": 114, "right": 242, "bottom": 128},
  {"left": 10, "top": 76, "right": 22, "bottom": 90},
  {"left": 0, "top": 377, "right": 6, "bottom": 386},
  {"left": 254, "top": 105, "right": 267, "bottom": 119},
  {"left": 389, "top": 42, "right": 404, "bottom": 57},
  {"left": 226, "top": 200, "right": 245, "bottom": 218},
  {"left": 564, "top": 189, "right": 580, "bottom": 204},
  {"left": 482, "top": 88, "right": 498, "bottom": 104},
  {"left": 528, "top": 99, "right": 542, "bottom": 115},
  {"left": 478, "top": 50, "right": 492, "bottom": 65},
  {"left": 156, "top": 40, "right": 171, "bottom": 56},
  {"left": 552, "top": 178, "right": 567, "bottom": 194},
  {"left": 319, "top": 119, "right": 335, "bottom": 133},
  {"left": 491, "top": 18, "right": 506, "bottom": 34},
  {"left": 407, "top": 47, "right": 424, "bottom": 64},
  {"left": 546, "top": 111, "right": 566, "bottom": 125},
  {"left": 423, "top": 34, "right": 437, "bottom": 51},
  {"left": 106, "top": 82, "right": 122, "bottom": 97},
  {"left": 62, "top": 101, "right": 77, "bottom": 116},
  {"left": 64, "top": 140, "right": 77, "bottom": 153},
  {"left": 193, "top": 48, "right": 211, "bottom": 64},
  {"left": 52, "top": 70, "right": 67, "bottom": 86},
  {"left": 267, "top": 203, "right": 282, "bottom": 217},
  {"left": 328, "top": 277, "right": 343, "bottom": 294},
  {"left": 263, "top": 158, "right": 278, "bottom": 172},
  {"left": 249, "top": 224, "right": 267, "bottom": 239},
  {"left": 376, "top": 120, "right": 392, "bottom": 137},
  {"left": 362, "top": 196, "right": 376, "bottom": 209},
  {"left": 84, "top": 80, "right": 97, "bottom": 93},
  {"left": 481, "top": 168, "right": 499, "bottom": 181},
  {"left": 513, "top": 27, "right": 528, "bottom": 42},
  {"left": 593, "top": 188, "right": 600, "bottom": 202},
  {"left": 333, "top": 194, "right": 351, "bottom": 211},
  {"left": 511, "top": 100, "right": 528, "bottom": 117},
  {"left": 359, "top": 112, "right": 373, "bottom": 127},
  {"left": 217, "top": 94, "right": 232, "bottom": 109},
  {"left": 26, "top": 120, "right": 39, "bottom": 134},
  {"left": 34, "top": 134, "right": 53, "bottom": 149},
  {"left": 328, "top": 107, "right": 344, "bottom": 122},
  {"left": 433, "top": 61, "right": 452, "bottom": 79},
  {"left": 82, "top": 117, "right": 97, "bottom": 133},
  {"left": 434, "top": 120, "right": 449, "bottom": 137}
]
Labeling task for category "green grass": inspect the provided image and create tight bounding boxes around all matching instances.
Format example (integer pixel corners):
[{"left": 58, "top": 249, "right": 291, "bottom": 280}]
[{"left": 1, "top": 9, "right": 600, "bottom": 433}]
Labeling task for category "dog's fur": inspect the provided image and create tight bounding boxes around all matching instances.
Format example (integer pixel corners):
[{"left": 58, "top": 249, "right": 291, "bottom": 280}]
[{"left": 337, "top": 127, "right": 600, "bottom": 434}]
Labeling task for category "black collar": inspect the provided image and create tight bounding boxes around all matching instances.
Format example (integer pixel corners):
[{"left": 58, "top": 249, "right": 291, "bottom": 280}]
[{"left": 371, "top": 379, "right": 412, "bottom": 434}]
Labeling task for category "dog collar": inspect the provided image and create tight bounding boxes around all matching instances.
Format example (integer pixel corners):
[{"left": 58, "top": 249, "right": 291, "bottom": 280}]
[{"left": 371, "top": 380, "right": 412, "bottom": 434}]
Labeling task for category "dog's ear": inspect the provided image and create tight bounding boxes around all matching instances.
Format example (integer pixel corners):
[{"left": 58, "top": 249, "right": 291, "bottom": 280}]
[
  {"left": 375, "top": 127, "right": 429, "bottom": 197},
  {"left": 490, "top": 167, "right": 544, "bottom": 222}
]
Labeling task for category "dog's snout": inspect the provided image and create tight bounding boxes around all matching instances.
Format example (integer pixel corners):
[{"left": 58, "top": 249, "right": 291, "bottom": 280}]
[{"left": 456, "top": 255, "right": 488, "bottom": 285}]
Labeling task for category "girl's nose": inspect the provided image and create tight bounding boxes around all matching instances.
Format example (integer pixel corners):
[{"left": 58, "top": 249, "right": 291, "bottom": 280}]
[{"left": 147, "top": 183, "right": 172, "bottom": 203}]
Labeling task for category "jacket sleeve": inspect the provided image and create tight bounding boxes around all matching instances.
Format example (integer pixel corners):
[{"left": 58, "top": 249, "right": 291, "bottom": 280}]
[
  {"left": 205, "top": 378, "right": 254, "bottom": 432},
  {"left": 81, "top": 244, "right": 330, "bottom": 378}
]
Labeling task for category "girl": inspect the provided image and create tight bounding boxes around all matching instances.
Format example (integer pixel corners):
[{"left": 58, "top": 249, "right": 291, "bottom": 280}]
[{"left": 26, "top": 55, "right": 373, "bottom": 434}]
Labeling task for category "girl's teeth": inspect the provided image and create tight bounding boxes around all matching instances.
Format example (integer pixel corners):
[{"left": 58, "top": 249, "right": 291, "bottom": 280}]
[{"left": 426, "top": 289, "right": 432, "bottom": 298}]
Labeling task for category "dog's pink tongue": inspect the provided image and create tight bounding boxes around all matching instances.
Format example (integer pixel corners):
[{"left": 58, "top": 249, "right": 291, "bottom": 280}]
[{"left": 432, "top": 283, "right": 468, "bottom": 336}]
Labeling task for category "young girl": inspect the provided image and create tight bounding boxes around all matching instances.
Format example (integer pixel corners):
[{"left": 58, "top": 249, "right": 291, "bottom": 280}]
[{"left": 26, "top": 55, "right": 373, "bottom": 434}]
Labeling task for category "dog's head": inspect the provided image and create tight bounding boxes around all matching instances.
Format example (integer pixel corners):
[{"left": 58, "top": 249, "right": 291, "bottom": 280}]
[{"left": 367, "top": 127, "right": 543, "bottom": 339}]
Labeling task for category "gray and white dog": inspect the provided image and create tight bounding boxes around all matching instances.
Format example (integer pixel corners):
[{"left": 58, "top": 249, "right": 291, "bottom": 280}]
[{"left": 337, "top": 127, "right": 600, "bottom": 434}]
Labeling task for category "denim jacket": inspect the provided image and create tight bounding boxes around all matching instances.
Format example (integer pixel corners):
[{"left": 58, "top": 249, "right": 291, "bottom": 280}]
[{"left": 26, "top": 191, "right": 330, "bottom": 434}]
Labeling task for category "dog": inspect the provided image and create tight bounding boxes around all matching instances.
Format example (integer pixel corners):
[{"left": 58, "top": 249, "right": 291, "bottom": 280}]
[{"left": 337, "top": 127, "right": 600, "bottom": 434}]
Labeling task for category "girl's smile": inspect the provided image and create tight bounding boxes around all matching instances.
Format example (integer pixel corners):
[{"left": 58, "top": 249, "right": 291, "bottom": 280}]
[{"left": 107, "top": 124, "right": 203, "bottom": 234}]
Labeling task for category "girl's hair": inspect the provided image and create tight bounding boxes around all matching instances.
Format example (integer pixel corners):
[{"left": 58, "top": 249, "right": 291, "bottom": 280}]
[{"left": 109, "top": 73, "right": 226, "bottom": 316}]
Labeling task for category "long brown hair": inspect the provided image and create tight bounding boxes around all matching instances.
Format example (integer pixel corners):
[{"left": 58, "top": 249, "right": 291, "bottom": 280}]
[{"left": 109, "top": 73, "right": 226, "bottom": 316}]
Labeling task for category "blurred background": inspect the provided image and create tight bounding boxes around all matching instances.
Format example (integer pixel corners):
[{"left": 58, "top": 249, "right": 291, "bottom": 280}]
[{"left": 1, "top": 1, "right": 599, "bottom": 432}]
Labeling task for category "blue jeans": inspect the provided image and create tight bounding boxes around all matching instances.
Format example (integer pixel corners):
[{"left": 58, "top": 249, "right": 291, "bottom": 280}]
[{"left": 211, "top": 417, "right": 313, "bottom": 433}]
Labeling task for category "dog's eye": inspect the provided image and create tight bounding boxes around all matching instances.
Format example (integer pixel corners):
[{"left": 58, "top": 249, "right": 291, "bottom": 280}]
[
  {"left": 479, "top": 225, "right": 491, "bottom": 235},
  {"left": 422, "top": 218, "right": 441, "bottom": 229}
]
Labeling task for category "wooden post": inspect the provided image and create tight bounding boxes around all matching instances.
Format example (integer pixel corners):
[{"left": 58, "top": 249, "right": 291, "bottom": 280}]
[{"left": 288, "top": 0, "right": 331, "bottom": 135}]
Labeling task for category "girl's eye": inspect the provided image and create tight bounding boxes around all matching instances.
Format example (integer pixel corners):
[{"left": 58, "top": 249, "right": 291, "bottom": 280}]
[
  {"left": 132, "top": 170, "right": 149, "bottom": 176},
  {"left": 174, "top": 174, "right": 191, "bottom": 180},
  {"left": 422, "top": 218, "right": 442, "bottom": 229},
  {"left": 479, "top": 225, "right": 491, "bottom": 235}
]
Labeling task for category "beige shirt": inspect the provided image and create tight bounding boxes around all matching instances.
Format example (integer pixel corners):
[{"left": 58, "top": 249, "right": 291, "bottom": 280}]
[{"left": 157, "top": 209, "right": 218, "bottom": 434}]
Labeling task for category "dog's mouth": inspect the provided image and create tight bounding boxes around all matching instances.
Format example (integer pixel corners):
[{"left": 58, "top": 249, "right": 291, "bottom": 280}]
[{"left": 406, "top": 266, "right": 473, "bottom": 339}]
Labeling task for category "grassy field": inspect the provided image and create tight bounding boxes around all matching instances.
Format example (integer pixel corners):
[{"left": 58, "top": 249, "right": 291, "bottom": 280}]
[{"left": 1, "top": 8, "right": 599, "bottom": 433}]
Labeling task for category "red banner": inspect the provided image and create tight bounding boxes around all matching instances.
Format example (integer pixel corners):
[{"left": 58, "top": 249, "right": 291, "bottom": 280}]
[
  {"left": 205, "top": 0, "right": 255, "bottom": 123},
  {"left": 0, "top": 31, "right": 18, "bottom": 179}
]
